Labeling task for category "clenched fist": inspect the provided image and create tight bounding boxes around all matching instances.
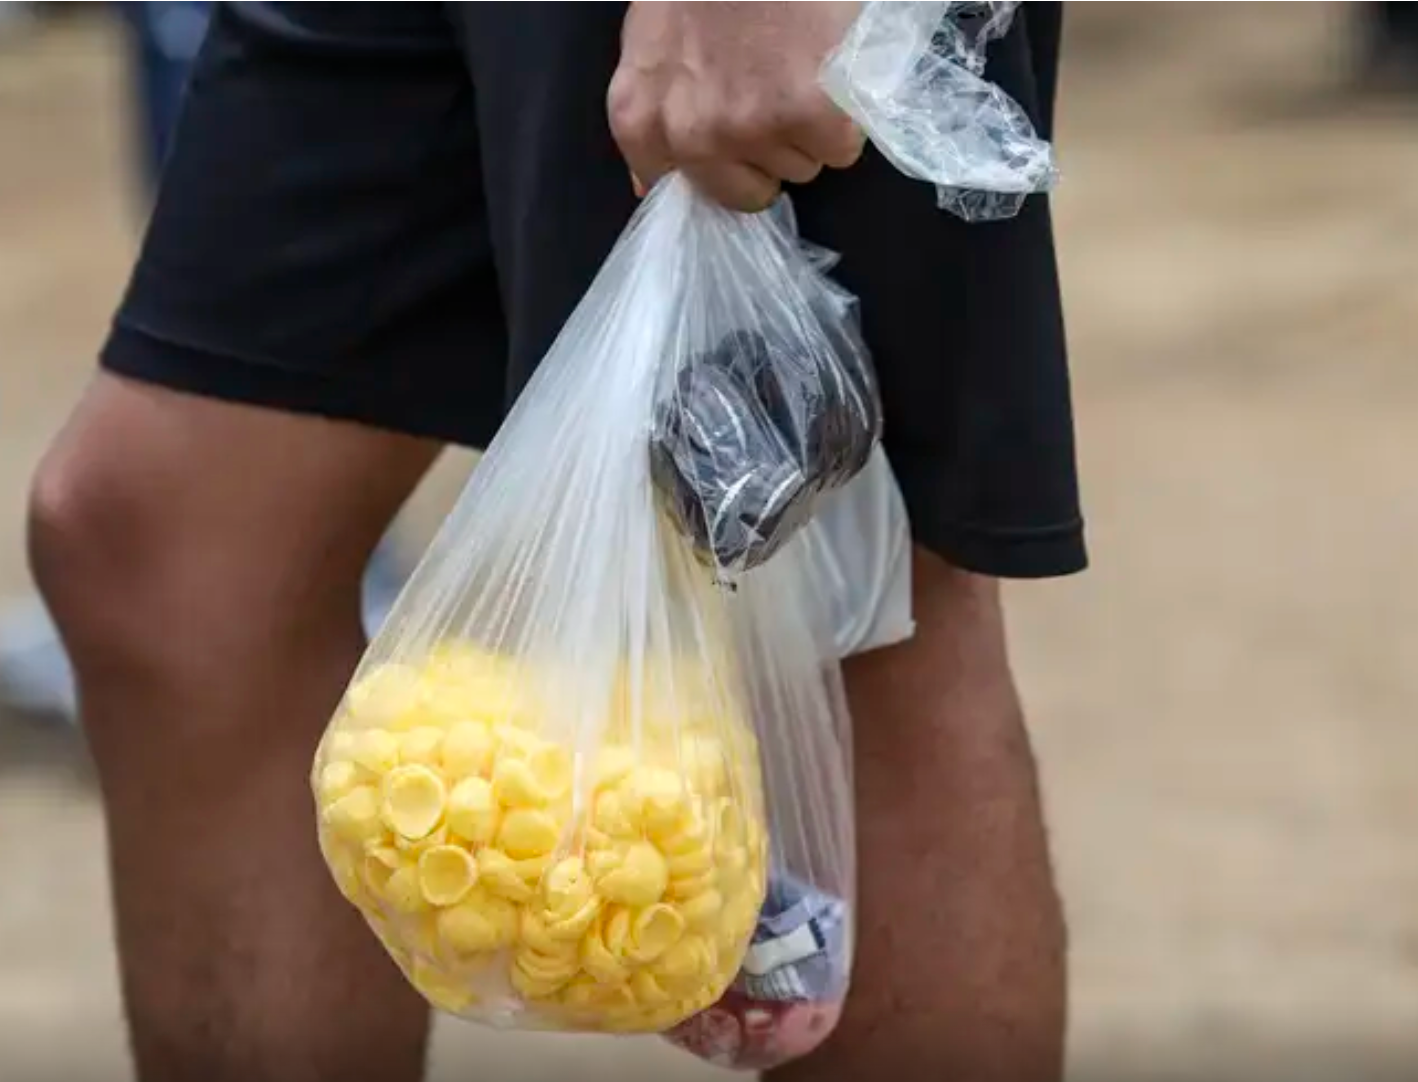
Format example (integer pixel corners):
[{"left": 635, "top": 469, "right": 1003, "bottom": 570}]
[{"left": 609, "top": 2, "right": 866, "bottom": 212}]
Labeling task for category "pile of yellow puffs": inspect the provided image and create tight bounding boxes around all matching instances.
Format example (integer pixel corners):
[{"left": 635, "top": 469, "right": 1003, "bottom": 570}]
[{"left": 312, "top": 643, "right": 768, "bottom": 1033}]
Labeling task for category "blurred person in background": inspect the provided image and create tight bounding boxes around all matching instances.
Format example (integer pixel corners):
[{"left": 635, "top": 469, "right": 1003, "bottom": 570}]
[
  {"left": 118, "top": 2, "right": 214, "bottom": 189},
  {"left": 0, "top": 0, "right": 32, "bottom": 36},
  {"left": 1364, "top": 2, "right": 1418, "bottom": 90},
  {"left": 27, "top": 5, "right": 1075, "bottom": 1082},
  {"left": 0, "top": 1, "right": 410, "bottom": 721}
]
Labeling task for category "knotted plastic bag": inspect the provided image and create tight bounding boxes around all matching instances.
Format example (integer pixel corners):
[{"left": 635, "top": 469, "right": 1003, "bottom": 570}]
[
  {"left": 311, "top": 174, "right": 859, "bottom": 1037},
  {"left": 821, "top": 0, "right": 1058, "bottom": 222}
]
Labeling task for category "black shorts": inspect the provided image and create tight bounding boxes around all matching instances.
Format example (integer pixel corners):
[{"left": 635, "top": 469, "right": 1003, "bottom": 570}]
[{"left": 103, "top": 2, "right": 1086, "bottom": 579}]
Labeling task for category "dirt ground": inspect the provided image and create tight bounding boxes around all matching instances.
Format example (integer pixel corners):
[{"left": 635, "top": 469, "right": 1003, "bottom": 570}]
[{"left": 1, "top": 5, "right": 1416, "bottom": 1081}]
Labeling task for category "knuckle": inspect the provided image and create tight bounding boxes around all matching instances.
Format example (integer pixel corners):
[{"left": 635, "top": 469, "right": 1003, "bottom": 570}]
[
  {"left": 821, "top": 120, "right": 866, "bottom": 167},
  {"left": 793, "top": 95, "right": 864, "bottom": 166},
  {"left": 664, "top": 112, "right": 717, "bottom": 163},
  {"left": 721, "top": 101, "right": 775, "bottom": 148},
  {"left": 606, "top": 72, "right": 656, "bottom": 146}
]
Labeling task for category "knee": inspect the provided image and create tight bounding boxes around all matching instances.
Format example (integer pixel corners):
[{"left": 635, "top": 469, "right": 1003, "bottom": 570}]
[
  {"left": 27, "top": 423, "right": 269, "bottom": 702},
  {"left": 27, "top": 435, "right": 170, "bottom": 674},
  {"left": 28, "top": 426, "right": 365, "bottom": 691}
]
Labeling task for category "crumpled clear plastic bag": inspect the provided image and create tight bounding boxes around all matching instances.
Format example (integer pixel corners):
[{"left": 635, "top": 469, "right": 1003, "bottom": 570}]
[
  {"left": 311, "top": 174, "right": 858, "bottom": 1038},
  {"left": 821, "top": 0, "right": 1058, "bottom": 222}
]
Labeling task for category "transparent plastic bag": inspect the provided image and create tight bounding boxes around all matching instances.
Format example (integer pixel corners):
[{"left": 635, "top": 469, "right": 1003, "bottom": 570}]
[
  {"left": 311, "top": 174, "right": 857, "bottom": 1038},
  {"left": 820, "top": 0, "right": 1058, "bottom": 222}
]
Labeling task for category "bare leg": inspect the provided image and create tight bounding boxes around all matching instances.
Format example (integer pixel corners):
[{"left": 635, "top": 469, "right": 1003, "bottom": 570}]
[
  {"left": 772, "top": 549, "right": 1067, "bottom": 1082},
  {"left": 29, "top": 375, "right": 441, "bottom": 1082}
]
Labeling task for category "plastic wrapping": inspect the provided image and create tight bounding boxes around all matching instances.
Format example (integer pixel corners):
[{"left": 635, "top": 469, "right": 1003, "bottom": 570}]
[
  {"left": 311, "top": 175, "right": 856, "bottom": 1037},
  {"left": 821, "top": 0, "right": 1058, "bottom": 221}
]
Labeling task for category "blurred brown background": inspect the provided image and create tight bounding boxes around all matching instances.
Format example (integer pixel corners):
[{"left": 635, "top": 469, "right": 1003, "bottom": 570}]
[{"left": 1, "top": 4, "right": 1415, "bottom": 1081}]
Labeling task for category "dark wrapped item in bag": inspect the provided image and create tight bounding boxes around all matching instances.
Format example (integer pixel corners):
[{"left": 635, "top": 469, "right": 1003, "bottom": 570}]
[{"left": 650, "top": 293, "right": 881, "bottom": 574}]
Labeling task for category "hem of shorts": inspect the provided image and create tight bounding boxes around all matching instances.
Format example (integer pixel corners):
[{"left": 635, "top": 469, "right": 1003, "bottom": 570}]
[
  {"left": 101, "top": 321, "right": 495, "bottom": 449},
  {"left": 919, "top": 515, "right": 1088, "bottom": 580},
  {"left": 103, "top": 324, "right": 1088, "bottom": 578}
]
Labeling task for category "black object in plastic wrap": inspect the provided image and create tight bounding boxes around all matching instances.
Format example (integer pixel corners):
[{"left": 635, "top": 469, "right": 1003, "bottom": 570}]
[{"left": 651, "top": 318, "right": 882, "bottom": 573}]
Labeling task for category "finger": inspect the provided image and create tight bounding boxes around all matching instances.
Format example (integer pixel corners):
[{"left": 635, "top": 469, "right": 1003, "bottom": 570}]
[
  {"left": 789, "top": 103, "right": 867, "bottom": 170},
  {"left": 681, "top": 161, "right": 781, "bottom": 213},
  {"left": 749, "top": 144, "right": 824, "bottom": 187},
  {"left": 607, "top": 73, "right": 675, "bottom": 190}
]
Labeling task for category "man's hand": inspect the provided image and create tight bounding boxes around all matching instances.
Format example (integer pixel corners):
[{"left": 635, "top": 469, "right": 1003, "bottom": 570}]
[{"left": 609, "top": 2, "right": 866, "bottom": 212}]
